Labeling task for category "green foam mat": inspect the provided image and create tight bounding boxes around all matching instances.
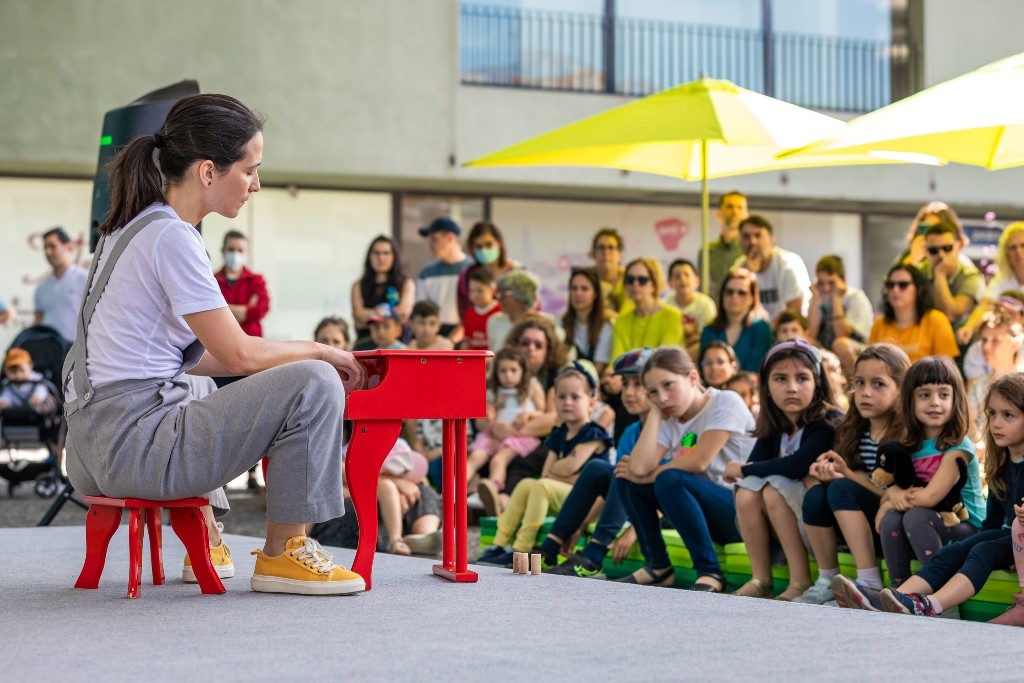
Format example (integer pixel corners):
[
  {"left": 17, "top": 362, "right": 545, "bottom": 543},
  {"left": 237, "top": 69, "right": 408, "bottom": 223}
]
[{"left": 960, "top": 599, "right": 1011, "bottom": 623}]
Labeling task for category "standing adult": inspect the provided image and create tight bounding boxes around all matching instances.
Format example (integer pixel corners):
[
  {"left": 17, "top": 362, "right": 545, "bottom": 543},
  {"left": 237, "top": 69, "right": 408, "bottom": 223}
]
[
  {"left": 457, "top": 220, "right": 519, "bottom": 319},
  {"left": 700, "top": 268, "right": 773, "bottom": 372},
  {"left": 805, "top": 255, "right": 874, "bottom": 379},
  {"left": 733, "top": 214, "right": 811, "bottom": 321},
  {"left": 34, "top": 227, "right": 88, "bottom": 343},
  {"left": 590, "top": 227, "right": 629, "bottom": 315},
  {"left": 417, "top": 217, "right": 473, "bottom": 343},
  {"left": 610, "top": 258, "right": 683, "bottom": 362},
  {"left": 351, "top": 235, "right": 414, "bottom": 349},
  {"left": 62, "top": 93, "right": 367, "bottom": 595},
  {"left": 213, "top": 230, "right": 272, "bottom": 489},
  {"left": 869, "top": 264, "right": 959, "bottom": 363},
  {"left": 699, "top": 190, "right": 749, "bottom": 298},
  {"left": 917, "top": 222, "right": 984, "bottom": 328},
  {"left": 958, "top": 221, "right": 1024, "bottom": 344}
]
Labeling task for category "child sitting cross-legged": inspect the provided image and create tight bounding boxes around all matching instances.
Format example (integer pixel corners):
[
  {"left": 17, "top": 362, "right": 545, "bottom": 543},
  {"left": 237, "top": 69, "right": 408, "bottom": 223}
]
[{"left": 477, "top": 360, "right": 614, "bottom": 567}]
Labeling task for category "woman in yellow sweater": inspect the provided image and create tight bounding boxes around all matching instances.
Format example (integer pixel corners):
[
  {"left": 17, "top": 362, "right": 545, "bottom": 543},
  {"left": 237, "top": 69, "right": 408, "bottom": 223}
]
[
  {"left": 869, "top": 263, "right": 959, "bottom": 363},
  {"left": 611, "top": 258, "right": 684, "bottom": 361}
]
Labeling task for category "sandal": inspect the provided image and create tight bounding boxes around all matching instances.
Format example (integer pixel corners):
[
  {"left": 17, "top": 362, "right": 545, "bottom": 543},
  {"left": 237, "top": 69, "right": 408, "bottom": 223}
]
[
  {"left": 404, "top": 530, "right": 443, "bottom": 556},
  {"left": 387, "top": 537, "right": 412, "bottom": 556},
  {"left": 731, "top": 577, "right": 774, "bottom": 598},
  {"left": 776, "top": 581, "right": 812, "bottom": 602},
  {"left": 613, "top": 565, "right": 675, "bottom": 587},
  {"left": 690, "top": 572, "right": 726, "bottom": 593}
]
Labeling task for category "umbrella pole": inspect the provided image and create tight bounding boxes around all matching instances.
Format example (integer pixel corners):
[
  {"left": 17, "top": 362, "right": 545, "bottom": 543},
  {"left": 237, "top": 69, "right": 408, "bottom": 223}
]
[{"left": 700, "top": 140, "right": 710, "bottom": 295}]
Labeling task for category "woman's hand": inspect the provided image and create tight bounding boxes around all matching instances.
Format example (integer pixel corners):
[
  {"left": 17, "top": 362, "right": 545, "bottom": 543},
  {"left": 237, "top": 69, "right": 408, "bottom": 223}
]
[
  {"left": 320, "top": 345, "right": 367, "bottom": 394},
  {"left": 610, "top": 527, "right": 637, "bottom": 565},
  {"left": 723, "top": 461, "right": 744, "bottom": 484}
]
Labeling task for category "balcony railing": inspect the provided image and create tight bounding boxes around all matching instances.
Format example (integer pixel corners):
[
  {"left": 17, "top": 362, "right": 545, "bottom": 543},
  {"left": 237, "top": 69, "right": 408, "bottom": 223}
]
[{"left": 460, "top": 3, "right": 896, "bottom": 112}]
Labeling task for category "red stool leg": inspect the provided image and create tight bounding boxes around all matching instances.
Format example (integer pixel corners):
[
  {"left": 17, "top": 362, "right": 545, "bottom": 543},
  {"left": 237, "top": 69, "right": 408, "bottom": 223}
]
[
  {"left": 147, "top": 508, "right": 164, "bottom": 585},
  {"left": 75, "top": 505, "right": 123, "bottom": 589},
  {"left": 127, "top": 508, "right": 144, "bottom": 599},
  {"left": 169, "top": 507, "right": 225, "bottom": 594},
  {"left": 346, "top": 419, "right": 403, "bottom": 590}
]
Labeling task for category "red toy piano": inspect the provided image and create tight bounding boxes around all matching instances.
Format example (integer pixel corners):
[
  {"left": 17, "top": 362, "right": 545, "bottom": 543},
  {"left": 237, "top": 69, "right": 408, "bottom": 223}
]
[{"left": 344, "top": 349, "right": 491, "bottom": 589}]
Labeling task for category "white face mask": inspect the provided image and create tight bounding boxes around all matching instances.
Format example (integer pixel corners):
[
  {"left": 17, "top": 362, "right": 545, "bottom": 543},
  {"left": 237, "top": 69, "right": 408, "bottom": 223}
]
[{"left": 224, "top": 251, "right": 246, "bottom": 271}]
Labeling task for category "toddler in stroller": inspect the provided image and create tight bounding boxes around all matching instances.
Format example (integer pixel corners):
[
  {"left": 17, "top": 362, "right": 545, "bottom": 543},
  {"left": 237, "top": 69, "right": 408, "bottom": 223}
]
[{"left": 0, "top": 343, "right": 64, "bottom": 496}]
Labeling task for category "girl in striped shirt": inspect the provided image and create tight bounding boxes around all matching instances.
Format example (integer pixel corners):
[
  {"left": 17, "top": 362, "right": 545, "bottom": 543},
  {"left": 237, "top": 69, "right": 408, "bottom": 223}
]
[{"left": 797, "top": 344, "right": 911, "bottom": 605}]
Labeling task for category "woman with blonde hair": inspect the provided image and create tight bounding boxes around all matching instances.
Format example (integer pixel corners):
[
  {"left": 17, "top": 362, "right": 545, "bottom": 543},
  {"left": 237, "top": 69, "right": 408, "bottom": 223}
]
[
  {"left": 610, "top": 257, "right": 683, "bottom": 361},
  {"left": 958, "top": 221, "right": 1024, "bottom": 344}
]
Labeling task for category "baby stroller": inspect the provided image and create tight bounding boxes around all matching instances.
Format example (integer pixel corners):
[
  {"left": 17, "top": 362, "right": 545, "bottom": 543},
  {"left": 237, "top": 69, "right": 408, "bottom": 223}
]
[{"left": 0, "top": 325, "right": 69, "bottom": 497}]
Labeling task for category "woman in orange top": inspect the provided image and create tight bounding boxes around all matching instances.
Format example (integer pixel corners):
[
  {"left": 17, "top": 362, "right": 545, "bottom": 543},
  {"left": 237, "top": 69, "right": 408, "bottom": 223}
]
[{"left": 869, "top": 264, "right": 959, "bottom": 363}]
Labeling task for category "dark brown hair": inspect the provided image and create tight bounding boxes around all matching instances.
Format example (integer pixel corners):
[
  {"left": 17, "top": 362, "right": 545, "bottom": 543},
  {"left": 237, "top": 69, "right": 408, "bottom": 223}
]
[
  {"left": 640, "top": 346, "right": 703, "bottom": 392},
  {"left": 984, "top": 373, "right": 1024, "bottom": 500},
  {"left": 831, "top": 344, "right": 910, "bottom": 470},
  {"left": 504, "top": 313, "right": 568, "bottom": 374},
  {"left": 360, "top": 235, "right": 409, "bottom": 305},
  {"left": 900, "top": 356, "right": 970, "bottom": 452},
  {"left": 467, "top": 221, "right": 510, "bottom": 271},
  {"left": 490, "top": 347, "right": 533, "bottom": 403},
  {"left": 562, "top": 268, "right": 610, "bottom": 362},
  {"left": 99, "top": 94, "right": 265, "bottom": 235},
  {"left": 752, "top": 343, "right": 839, "bottom": 438},
  {"left": 709, "top": 268, "right": 762, "bottom": 331},
  {"left": 814, "top": 254, "right": 845, "bottom": 280},
  {"left": 313, "top": 317, "right": 350, "bottom": 346}
]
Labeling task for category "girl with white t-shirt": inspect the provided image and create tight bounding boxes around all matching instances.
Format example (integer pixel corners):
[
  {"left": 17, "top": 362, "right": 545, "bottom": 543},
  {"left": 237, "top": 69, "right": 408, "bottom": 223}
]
[
  {"left": 63, "top": 94, "right": 367, "bottom": 596},
  {"left": 614, "top": 346, "right": 756, "bottom": 590}
]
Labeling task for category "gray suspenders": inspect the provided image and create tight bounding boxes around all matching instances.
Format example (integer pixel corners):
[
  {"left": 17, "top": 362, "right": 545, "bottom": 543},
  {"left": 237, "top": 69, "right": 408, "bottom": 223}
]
[{"left": 62, "top": 211, "right": 172, "bottom": 417}]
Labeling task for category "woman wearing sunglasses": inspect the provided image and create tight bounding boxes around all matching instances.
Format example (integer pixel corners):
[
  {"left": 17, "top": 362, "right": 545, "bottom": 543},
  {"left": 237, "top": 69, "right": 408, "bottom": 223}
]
[
  {"left": 869, "top": 264, "right": 959, "bottom": 363},
  {"left": 699, "top": 268, "right": 773, "bottom": 372},
  {"left": 610, "top": 258, "right": 683, "bottom": 362}
]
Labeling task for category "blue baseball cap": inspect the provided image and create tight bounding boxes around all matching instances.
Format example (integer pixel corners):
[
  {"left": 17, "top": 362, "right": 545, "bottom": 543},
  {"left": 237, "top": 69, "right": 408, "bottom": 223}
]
[
  {"left": 368, "top": 303, "right": 400, "bottom": 324},
  {"left": 418, "top": 216, "right": 461, "bottom": 238},
  {"left": 612, "top": 347, "right": 654, "bottom": 376}
]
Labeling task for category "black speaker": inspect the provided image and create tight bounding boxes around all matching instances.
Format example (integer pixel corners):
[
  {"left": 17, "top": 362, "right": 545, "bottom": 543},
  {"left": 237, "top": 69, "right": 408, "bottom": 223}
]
[{"left": 89, "top": 80, "right": 200, "bottom": 251}]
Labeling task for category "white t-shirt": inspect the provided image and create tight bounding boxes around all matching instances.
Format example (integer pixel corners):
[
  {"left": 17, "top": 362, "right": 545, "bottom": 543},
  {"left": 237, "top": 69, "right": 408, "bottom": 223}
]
[
  {"left": 34, "top": 263, "right": 89, "bottom": 342},
  {"left": 735, "top": 247, "right": 811, "bottom": 318},
  {"left": 656, "top": 387, "right": 756, "bottom": 487},
  {"left": 65, "top": 204, "right": 226, "bottom": 399},
  {"left": 572, "top": 320, "right": 613, "bottom": 364},
  {"left": 984, "top": 271, "right": 1024, "bottom": 300},
  {"left": 666, "top": 292, "right": 718, "bottom": 338}
]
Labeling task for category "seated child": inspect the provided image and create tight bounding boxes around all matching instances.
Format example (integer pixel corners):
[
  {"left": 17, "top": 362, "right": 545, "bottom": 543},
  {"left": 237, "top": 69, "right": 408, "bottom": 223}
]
[
  {"left": 410, "top": 301, "right": 455, "bottom": 351},
  {"left": 367, "top": 303, "right": 408, "bottom": 350},
  {"left": 468, "top": 348, "right": 546, "bottom": 498},
  {"left": 774, "top": 311, "right": 809, "bottom": 343},
  {"left": 314, "top": 316, "right": 351, "bottom": 350},
  {"left": 725, "top": 371, "right": 760, "bottom": 419},
  {"left": 0, "top": 348, "right": 56, "bottom": 416},
  {"left": 461, "top": 266, "right": 501, "bottom": 351},
  {"left": 821, "top": 349, "right": 850, "bottom": 412},
  {"left": 477, "top": 360, "right": 614, "bottom": 566}
]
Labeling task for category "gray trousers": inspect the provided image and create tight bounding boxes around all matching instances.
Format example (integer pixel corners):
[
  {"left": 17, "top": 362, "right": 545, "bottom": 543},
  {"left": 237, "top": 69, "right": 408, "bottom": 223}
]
[{"left": 66, "top": 360, "right": 345, "bottom": 525}]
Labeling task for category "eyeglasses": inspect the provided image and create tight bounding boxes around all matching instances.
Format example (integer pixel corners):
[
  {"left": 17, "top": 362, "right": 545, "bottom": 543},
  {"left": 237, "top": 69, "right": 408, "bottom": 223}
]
[
  {"left": 884, "top": 280, "right": 913, "bottom": 291},
  {"left": 926, "top": 245, "right": 954, "bottom": 255},
  {"left": 624, "top": 275, "right": 651, "bottom": 286},
  {"left": 519, "top": 338, "right": 546, "bottom": 350},
  {"left": 723, "top": 288, "right": 750, "bottom": 297}
]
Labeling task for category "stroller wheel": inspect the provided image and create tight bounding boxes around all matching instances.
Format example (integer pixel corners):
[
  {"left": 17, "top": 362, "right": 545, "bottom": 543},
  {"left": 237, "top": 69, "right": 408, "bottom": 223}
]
[{"left": 35, "top": 473, "right": 59, "bottom": 498}]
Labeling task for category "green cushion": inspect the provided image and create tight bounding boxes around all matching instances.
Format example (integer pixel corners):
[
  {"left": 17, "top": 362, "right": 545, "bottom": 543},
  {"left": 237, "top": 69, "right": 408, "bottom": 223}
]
[{"left": 960, "top": 599, "right": 1012, "bottom": 623}]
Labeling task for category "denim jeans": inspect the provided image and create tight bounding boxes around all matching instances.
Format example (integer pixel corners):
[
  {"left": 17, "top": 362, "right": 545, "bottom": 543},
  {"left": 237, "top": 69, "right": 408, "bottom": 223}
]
[
  {"left": 620, "top": 469, "right": 740, "bottom": 575},
  {"left": 548, "top": 459, "right": 626, "bottom": 548}
]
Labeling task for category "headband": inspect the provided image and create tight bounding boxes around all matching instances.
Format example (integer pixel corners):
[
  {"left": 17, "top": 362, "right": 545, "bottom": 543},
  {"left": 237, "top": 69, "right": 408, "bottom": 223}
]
[
  {"left": 556, "top": 359, "right": 598, "bottom": 391},
  {"left": 762, "top": 338, "right": 823, "bottom": 373}
]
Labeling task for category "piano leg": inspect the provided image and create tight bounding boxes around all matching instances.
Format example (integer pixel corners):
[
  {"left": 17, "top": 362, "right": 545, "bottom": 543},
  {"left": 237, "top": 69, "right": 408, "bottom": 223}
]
[
  {"left": 433, "top": 418, "right": 479, "bottom": 583},
  {"left": 346, "top": 419, "right": 403, "bottom": 590}
]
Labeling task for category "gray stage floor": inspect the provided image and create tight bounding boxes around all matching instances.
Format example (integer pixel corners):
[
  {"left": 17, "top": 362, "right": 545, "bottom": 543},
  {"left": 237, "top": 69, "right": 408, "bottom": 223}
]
[{"left": 2, "top": 526, "right": 1022, "bottom": 682}]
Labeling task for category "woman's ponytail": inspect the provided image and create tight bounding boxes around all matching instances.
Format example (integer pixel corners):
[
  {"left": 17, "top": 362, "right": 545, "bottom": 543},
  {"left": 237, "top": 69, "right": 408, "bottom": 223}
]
[{"left": 98, "top": 136, "right": 164, "bottom": 235}]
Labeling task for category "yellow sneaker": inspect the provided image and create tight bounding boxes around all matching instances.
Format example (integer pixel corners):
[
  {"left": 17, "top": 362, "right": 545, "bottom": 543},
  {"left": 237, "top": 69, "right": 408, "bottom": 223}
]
[
  {"left": 183, "top": 541, "right": 235, "bottom": 582},
  {"left": 250, "top": 536, "right": 365, "bottom": 595}
]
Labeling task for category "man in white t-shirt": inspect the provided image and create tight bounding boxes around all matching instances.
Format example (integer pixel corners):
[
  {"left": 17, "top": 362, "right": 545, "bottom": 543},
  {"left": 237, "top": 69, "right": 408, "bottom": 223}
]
[
  {"left": 416, "top": 217, "right": 474, "bottom": 343},
  {"left": 806, "top": 255, "right": 875, "bottom": 378},
  {"left": 33, "top": 227, "right": 88, "bottom": 343},
  {"left": 733, "top": 215, "right": 811, "bottom": 321}
]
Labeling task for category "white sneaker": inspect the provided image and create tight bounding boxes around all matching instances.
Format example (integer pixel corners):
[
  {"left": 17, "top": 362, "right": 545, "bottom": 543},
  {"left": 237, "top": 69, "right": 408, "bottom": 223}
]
[
  {"left": 792, "top": 575, "right": 835, "bottom": 604},
  {"left": 467, "top": 492, "right": 484, "bottom": 510}
]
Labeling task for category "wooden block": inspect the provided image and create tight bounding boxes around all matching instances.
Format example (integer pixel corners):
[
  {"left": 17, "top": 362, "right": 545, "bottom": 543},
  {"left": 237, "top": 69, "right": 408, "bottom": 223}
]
[{"left": 530, "top": 553, "right": 541, "bottom": 575}]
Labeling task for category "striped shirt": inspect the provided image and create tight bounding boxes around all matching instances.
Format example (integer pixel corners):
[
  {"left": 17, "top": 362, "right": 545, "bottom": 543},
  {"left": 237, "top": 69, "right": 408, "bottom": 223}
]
[{"left": 858, "top": 430, "right": 880, "bottom": 471}]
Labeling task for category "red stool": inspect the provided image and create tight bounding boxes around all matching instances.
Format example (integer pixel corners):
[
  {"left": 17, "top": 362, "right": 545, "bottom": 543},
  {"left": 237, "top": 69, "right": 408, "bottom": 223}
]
[{"left": 75, "top": 495, "right": 226, "bottom": 599}]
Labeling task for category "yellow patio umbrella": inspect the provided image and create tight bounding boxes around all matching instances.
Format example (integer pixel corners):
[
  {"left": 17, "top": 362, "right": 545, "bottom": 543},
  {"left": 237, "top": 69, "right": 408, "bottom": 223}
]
[
  {"left": 785, "top": 51, "right": 1024, "bottom": 168},
  {"left": 466, "top": 77, "right": 937, "bottom": 292}
]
